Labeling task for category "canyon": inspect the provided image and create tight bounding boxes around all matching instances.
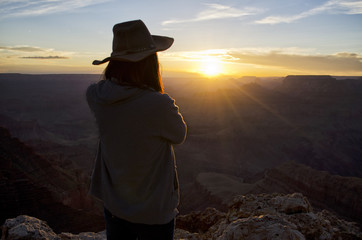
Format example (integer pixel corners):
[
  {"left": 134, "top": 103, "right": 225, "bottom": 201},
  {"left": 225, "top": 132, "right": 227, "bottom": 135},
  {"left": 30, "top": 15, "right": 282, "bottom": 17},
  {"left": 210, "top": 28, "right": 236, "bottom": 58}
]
[{"left": 1, "top": 73, "right": 361, "bottom": 234}]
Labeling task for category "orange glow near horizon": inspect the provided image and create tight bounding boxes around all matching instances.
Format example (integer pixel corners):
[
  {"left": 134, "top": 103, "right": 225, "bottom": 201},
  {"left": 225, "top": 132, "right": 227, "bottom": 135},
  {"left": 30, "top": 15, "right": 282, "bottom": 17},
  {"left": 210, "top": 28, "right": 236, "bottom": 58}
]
[{"left": 1, "top": 48, "right": 361, "bottom": 77}]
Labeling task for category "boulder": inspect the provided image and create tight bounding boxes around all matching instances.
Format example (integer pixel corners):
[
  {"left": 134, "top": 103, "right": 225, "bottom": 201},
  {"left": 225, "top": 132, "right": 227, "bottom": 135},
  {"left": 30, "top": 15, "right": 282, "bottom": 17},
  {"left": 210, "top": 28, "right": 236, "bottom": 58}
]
[
  {"left": 1, "top": 216, "right": 105, "bottom": 240},
  {"left": 218, "top": 215, "right": 305, "bottom": 240},
  {"left": 2, "top": 215, "right": 60, "bottom": 240}
]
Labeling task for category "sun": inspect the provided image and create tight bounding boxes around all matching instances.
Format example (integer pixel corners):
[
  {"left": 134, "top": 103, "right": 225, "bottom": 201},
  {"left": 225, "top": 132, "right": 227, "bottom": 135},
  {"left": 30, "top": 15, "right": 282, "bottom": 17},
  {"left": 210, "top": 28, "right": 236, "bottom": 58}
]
[{"left": 199, "top": 58, "right": 223, "bottom": 77}]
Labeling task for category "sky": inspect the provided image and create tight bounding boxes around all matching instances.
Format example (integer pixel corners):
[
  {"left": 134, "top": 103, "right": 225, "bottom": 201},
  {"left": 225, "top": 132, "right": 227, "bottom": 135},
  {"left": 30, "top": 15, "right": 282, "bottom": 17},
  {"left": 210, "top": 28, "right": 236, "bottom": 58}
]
[{"left": 0, "top": 0, "right": 361, "bottom": 77}]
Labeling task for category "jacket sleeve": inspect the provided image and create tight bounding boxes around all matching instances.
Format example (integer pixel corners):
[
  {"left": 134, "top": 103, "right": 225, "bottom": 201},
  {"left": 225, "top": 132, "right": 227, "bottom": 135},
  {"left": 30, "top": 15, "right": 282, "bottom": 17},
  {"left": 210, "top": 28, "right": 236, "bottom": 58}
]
[{"left": 159, "top": 94, "right": 187, "bottom": 144}]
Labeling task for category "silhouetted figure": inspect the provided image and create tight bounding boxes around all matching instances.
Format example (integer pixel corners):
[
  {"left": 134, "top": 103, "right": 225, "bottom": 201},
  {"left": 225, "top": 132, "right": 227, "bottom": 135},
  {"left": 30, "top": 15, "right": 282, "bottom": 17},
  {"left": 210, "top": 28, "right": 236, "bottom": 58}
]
[{"left": 86, "top": 20, "right": 187, "bottom": 240}]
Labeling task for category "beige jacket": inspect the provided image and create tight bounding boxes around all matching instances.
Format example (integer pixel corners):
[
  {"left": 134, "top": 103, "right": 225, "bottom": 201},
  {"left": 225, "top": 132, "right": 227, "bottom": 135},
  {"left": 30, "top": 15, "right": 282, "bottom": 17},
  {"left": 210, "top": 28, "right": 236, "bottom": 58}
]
[{"left": 86, "top": 80, "right": 186, "bottom": 224}]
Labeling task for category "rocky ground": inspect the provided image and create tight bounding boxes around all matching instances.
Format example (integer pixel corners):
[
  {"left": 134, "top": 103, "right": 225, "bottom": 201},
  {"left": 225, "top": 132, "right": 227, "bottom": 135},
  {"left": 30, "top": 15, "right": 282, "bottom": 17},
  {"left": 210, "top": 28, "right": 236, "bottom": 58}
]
[{"left": 2, "top": 193, "right": 361, "bottom": 240}]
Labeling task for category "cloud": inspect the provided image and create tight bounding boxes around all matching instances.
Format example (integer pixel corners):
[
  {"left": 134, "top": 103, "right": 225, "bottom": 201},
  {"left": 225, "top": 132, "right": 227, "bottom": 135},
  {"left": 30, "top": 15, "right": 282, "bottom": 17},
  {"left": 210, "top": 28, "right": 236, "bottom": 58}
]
[
  {"left": 20, "top": 56, "right": 69, "bottom": 59},
  {"left": 230, "top": 50, "right": 362, "bottom": 72},
  {"left": 163, "top": 48, "right": 362, "bottom": 74},
  {"left": 162, "top": 49, "right": 240, "bottom": 62},
  {"left": 162, "top": 3, "right": 262, "bottom": 25},
  {"left": 338, "top": 0, "right": 362, "bottom": 13},
  {"left": 0, "top": 46, "right": 49, "bottom": 52},
  {"left": 256, "top": 0, "right": 362, "bottom": 24},
  {"left": 0, "top": 0, "right": 110, "bottom": 18},
  {"left": 0, "top": 45, "right": 73, "bottom": 61}
]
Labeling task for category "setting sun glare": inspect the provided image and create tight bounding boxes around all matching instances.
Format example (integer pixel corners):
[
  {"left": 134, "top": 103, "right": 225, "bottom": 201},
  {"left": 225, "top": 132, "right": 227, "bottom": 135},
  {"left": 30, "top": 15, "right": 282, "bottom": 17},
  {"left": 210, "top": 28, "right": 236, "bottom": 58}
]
[{"left": 199, "top": 57, "right": 223, "bottom": 77}]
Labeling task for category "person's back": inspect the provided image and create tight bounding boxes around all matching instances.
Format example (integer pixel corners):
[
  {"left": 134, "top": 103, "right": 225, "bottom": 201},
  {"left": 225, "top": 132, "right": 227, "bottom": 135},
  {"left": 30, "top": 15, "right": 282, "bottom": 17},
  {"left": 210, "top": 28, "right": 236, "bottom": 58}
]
[{"left": 87, "top": 20, "right": 186, "bottom": 240}]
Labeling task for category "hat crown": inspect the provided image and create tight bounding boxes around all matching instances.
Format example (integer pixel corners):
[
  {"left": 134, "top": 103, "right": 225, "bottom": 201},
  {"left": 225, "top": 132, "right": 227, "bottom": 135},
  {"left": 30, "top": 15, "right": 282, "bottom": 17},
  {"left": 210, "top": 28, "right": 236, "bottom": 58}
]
[
  {"left": 112, "top": 20, "right": 156, "bottom": 56},
  {"left": 92, "top": 19, "right": 173, "bottom": 65}
]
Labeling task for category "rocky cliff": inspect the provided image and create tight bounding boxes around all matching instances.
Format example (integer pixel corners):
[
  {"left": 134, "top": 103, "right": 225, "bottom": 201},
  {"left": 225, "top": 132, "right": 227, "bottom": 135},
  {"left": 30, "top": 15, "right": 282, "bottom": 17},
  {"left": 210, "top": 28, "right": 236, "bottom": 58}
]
[
  {"left": 2, "top": 193, "right": 361, "bottom": 240},
  {"left": 195, "top": 161, "right": 362, "bottom": 228},
  {"left": 258, "top": 161, "right": 362, "bottom": 225},
  {"left": 0, "top": 127, "right": 104, "bottom": 233}
]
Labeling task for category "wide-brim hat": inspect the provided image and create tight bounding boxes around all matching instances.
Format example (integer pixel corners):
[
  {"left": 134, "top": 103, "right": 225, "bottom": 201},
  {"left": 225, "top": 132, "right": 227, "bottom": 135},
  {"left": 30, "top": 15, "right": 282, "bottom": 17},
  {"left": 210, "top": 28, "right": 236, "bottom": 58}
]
[{"left": 93, "top": 20, "right": 174, "bottom": 65}]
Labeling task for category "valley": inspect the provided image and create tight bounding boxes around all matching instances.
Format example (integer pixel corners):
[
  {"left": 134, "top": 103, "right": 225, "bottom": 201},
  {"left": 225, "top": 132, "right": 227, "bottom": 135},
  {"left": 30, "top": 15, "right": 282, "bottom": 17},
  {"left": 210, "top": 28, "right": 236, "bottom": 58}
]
[{"left": 1, "top": 73, "right": 361, "bottom": 231}]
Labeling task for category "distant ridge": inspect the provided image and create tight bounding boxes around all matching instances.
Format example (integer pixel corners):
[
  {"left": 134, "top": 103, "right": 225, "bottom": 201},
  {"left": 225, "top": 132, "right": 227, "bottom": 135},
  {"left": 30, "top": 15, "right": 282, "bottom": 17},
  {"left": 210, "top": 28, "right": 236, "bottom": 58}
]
[
  {"left": 280, "top": 74, "right": 362, "bottom": 98},
  {"left": 283, "top": 75, "right": 336, "bottom": 87}
]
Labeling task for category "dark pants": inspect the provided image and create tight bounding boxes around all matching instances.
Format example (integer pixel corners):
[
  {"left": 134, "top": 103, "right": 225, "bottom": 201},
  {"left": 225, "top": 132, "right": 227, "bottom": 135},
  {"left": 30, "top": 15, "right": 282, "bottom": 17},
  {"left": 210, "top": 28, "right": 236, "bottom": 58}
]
[{"left": 104, "top": 208, "right": 175, "bottom": 240}]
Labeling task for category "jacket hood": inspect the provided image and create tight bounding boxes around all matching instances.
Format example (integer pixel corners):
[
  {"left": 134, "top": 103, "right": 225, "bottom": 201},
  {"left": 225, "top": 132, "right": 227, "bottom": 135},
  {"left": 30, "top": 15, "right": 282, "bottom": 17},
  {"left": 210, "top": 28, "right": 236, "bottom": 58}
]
[{"left": 88, "top": 80, "right": 146, "bottom": 105}]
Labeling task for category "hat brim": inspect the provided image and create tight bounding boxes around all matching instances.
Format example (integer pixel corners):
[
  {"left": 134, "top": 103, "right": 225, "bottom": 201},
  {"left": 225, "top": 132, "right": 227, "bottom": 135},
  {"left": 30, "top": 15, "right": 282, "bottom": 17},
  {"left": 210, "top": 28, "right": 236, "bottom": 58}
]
[{"left": 92, "top": 35, "right": 174, "bottom": 65}]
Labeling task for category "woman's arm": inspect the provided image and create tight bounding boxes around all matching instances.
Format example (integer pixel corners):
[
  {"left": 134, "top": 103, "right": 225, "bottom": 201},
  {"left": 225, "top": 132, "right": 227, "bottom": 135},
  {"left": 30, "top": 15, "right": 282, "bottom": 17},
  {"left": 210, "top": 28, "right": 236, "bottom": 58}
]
[{"left": 160, "top": 94, "right": 187, "bottom": 144}]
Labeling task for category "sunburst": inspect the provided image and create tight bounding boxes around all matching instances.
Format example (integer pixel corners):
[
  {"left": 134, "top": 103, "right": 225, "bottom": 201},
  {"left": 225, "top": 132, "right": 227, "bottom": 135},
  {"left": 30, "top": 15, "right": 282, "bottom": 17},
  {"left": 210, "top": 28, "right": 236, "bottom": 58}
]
[{"left": 199, "top": 57, "right": 223, "bottom": 77}]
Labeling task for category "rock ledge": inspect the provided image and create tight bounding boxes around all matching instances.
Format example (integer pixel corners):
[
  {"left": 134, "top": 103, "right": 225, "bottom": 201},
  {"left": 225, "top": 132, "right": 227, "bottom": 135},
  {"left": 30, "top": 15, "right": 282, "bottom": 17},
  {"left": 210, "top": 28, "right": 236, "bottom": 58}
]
[{"left": 2, "top": 193, "right": 361, "bottom": 240}]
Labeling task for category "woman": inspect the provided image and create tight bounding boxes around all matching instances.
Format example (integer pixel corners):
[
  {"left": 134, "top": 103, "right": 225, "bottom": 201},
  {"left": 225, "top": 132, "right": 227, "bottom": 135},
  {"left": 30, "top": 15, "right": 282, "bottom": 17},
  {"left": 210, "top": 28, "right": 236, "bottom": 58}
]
[{"left": 86, "top": 20, "right": 187, "bottom": 240}]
